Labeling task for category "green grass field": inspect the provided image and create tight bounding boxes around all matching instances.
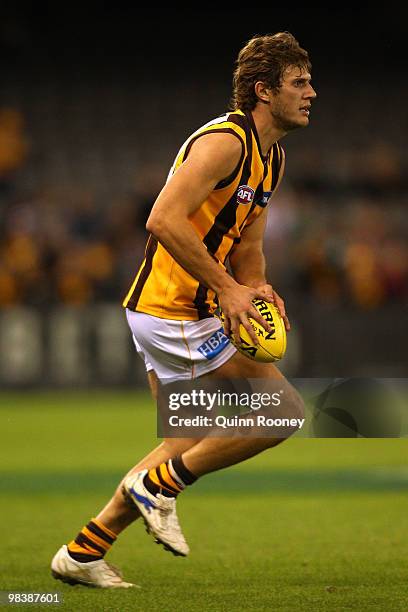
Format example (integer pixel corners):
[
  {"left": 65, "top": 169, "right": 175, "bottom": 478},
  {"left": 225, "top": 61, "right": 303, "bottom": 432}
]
[{"left": 0, "top": 391, "right": 407, "bottom": 611}]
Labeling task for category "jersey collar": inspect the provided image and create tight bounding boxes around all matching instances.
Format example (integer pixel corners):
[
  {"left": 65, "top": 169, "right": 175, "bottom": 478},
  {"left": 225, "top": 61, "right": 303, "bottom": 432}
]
[{"left": 244, "top": 110, "right": 271, "bottom": 164}]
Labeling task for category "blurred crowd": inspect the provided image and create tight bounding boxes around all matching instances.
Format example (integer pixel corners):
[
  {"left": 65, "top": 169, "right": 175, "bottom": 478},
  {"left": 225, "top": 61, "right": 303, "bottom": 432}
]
[
  {"left": 0, "top": 184, "right": 152, "bottom": 307},
  {"left": 0, "top": 106, "right": 407, "bottom": 311},
  {"left": 266, "top": 188, "right": 407, "bottom": 309}
]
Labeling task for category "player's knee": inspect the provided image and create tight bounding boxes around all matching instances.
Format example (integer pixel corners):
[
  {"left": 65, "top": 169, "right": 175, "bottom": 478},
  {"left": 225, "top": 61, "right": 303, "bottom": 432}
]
[
  {"left": 288, "top": 384, "right": 305, "bottom": 422},
  {"left": 260, "top": 381, "right": 305, "bottom": 441},
  {"left": 282, "top": 385, "right": 305, "bottom": 439}
]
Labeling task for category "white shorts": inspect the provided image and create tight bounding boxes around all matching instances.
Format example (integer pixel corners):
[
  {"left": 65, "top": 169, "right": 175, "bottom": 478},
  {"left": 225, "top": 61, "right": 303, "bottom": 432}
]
[{"left": 126, "top": 309, "right": 236, "bottom": 382}]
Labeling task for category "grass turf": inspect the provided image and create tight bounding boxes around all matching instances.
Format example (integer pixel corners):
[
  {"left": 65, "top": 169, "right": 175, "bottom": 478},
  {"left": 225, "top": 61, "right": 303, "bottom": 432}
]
[{"left": 0, "top": 391, "right": 407, "bottom": 611}]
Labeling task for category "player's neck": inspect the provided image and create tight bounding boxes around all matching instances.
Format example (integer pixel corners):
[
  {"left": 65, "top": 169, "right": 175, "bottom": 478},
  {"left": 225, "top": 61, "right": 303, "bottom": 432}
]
[{"left": 251, "top": 106, "right": 286, "bottom": 155}]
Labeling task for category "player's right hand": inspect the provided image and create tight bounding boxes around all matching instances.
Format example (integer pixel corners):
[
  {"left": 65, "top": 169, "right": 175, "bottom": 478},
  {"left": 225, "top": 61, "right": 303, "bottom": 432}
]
[{"left": 217, "top": 283, "right": 273, "bottom": 346}]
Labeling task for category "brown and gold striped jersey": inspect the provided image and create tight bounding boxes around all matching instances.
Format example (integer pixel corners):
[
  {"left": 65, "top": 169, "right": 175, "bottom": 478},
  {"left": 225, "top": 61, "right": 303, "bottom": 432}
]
[{"left": 123, "top": 109, "right": 285, "bottom": 320}]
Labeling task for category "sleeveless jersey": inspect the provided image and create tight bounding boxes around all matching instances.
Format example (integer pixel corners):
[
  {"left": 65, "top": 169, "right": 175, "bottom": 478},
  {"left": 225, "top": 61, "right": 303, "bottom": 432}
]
[{"left": 123, "top": 109, "right": 285, "bottom": 320}]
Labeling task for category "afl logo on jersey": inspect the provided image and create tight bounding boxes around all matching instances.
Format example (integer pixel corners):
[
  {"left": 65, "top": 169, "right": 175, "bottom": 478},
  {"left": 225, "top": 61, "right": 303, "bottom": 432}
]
[{"left": 237, "top": 185, "right": 255, "bottom": 205}]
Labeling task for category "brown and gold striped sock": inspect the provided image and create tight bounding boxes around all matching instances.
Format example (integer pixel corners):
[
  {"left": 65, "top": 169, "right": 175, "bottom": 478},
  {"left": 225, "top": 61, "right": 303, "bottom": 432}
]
[
  {"left": 67, "top": 518, "right": 117, "bottom": 563},
  {"left": 143, "top": 456, "right": 197, "bottom": 498}
]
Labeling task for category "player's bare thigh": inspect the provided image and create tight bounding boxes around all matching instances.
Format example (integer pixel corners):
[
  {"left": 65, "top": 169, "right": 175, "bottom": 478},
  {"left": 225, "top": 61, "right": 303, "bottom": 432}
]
[
  {"left": 206, "top": 349, "right": 284, "bottom": 379},
  {"left": 147, "top": 370, "right": 159, "bottom": 400},
  {"left": 206, "top": 350, "right": 304, "bottom": 423},
  {"left": 146, "top": 353, "right": 290, "bottom": 456}
]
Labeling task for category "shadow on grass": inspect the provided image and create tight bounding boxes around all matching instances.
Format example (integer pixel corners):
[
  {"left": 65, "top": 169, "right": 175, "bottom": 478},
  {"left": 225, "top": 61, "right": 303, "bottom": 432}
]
[{"left": 1, "top": 468, "right": 407, "bottom": 495}]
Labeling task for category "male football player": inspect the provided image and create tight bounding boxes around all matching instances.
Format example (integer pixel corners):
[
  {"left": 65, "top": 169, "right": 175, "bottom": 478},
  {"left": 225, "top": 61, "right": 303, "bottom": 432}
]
[{"left": 51, "top": 31, "right": 316, "bottom": 588}]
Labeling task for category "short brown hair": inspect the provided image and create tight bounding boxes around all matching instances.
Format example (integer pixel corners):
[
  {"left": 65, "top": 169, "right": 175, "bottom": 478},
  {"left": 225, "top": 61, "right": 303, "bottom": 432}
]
[{"left": 231, "top": 32, "right": 311, "bottom": 111}]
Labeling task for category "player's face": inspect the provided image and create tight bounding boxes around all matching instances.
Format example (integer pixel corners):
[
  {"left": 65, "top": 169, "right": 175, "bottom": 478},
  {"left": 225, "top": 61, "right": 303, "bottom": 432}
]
[{"left": 270, "top": 65, "right": 316, "bottom": 131}]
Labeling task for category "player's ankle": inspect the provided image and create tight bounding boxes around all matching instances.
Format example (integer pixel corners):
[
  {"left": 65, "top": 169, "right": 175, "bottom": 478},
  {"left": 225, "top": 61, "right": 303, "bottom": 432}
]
[
  {"left": 67, "top": 518, "right": 117, "bottom": 563},
  {"left": 143, "top": 456, "right": 197, "bottom": 498}
]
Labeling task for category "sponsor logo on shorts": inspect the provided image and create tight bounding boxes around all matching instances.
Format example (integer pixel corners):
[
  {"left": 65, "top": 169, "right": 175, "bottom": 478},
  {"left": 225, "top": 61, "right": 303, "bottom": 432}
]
[
  {"left": 198, "top": 328, "right": 230, "bottom": 360},
  {"left": 237, "top": 185, "right": 255, "bottom": 205}
]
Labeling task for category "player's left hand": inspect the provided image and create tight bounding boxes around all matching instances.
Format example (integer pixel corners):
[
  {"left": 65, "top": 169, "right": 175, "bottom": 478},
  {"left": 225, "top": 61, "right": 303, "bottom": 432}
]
[{"left": 254, "top": 284, "right": 291, "bottom": 331}]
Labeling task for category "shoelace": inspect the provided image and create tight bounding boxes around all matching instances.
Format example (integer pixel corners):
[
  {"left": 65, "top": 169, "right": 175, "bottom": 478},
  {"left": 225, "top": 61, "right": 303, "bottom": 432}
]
[
  {"left": 102, "top": 561, "right": 123, "bottom": 581},
  {"left": 157, "top": 496, "right": 183, "bottom": 534}
]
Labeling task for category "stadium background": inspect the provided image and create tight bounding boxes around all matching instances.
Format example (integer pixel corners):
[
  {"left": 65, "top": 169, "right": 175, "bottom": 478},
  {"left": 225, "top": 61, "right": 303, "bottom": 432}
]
[
  {"left": 1, "top": 7, "right": 407, "bottom": 611},
  {"left": 0, "top": 5, "right": 407, "bottom": 385}
]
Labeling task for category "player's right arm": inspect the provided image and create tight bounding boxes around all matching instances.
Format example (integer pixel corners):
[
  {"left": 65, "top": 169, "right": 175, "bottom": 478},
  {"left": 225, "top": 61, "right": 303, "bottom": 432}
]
[{"left": 145, "top": 132, "right": 271, "bottom": 344}]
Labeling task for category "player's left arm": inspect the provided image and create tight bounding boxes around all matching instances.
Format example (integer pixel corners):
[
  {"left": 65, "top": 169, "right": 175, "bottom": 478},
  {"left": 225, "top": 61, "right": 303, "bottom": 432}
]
[{"left": 228, "top": 209, "right": 290, "bottom": 331}]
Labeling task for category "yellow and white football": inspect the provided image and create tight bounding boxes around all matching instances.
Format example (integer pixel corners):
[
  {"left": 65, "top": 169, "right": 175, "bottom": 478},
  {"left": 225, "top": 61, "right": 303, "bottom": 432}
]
[{"left": 218, "top": 298, "right": 287, "bottom": 362}]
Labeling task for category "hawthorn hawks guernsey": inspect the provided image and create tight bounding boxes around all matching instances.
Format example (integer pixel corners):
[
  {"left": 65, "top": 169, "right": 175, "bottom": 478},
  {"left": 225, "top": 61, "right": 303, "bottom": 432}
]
[{"left": 123, "top": 109, "right": 285, "bottom": 320}]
